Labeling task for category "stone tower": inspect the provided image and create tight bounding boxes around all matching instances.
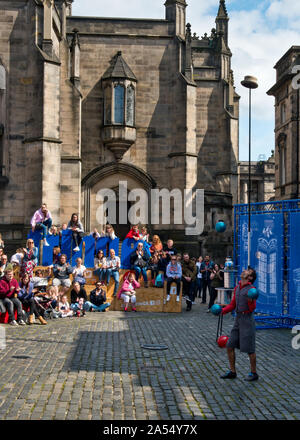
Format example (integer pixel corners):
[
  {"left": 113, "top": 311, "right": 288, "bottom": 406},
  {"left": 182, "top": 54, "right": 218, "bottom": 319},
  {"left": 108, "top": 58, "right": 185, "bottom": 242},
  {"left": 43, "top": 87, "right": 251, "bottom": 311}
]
[{"left": 0, "top": 0, "right": 239, "bottom": 259}]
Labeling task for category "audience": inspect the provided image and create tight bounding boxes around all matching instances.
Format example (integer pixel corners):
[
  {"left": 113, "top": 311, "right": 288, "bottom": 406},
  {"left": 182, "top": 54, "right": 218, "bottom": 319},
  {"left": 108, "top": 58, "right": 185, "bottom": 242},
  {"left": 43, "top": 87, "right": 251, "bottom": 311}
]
[
  {"left": 93, "top": 249, "right": 107, "bottom": 282},
  {"left": 149, "top": 235, "right": 163, "bottom": 254},
  {"left": 84, "top": 281, "right": 110, "bottom": 312},
  {"left": 31, "top": 267, "right": 52, "bottom": 293},
  {"left": 70, "top": 281, "right": 87, "bottom": 316},
  {"left": 106, "top": 249, "right": 120, "bottom": 296},
  {"left": 0, "top": 233, "right": 4, "bottom": 249},
  {"left": 157, "top": 251, "right": 168, "bottom": 276},
  {"left": 200, "top": 255, "right": 214, "bottom": 305},
  {"left": 148, "top": 251, "right": 160, "bottom": 283},
  {"left": 72, "top": 257, "right": 87, "bottom": 285},
  {"left": 18, "top": 273, "right": 47, "bottom": 325},
  {"left": 164, "top": 239, "right": 177, "bottom": 262},
  {"left": 21, "top": 239, "right": 38, "bottom": 279},
  {"left": 0, "top": 266, "right": 24, "bottom": 326},
  {"left": 130, "top": 242, "right": 149, "bottom": 288},
  {"left": 208, "top": 263, "right": 224, "bottom": 313},
  {"left": 118, "top": 272, "right": 140, "bottom": 312},
  {"left": 10, "top": 248, "right": 24, "bottom": 267},
  {"left": 0, "top": 254, "right": 8, "bottom": 278},
  {"left": 31, "top": 203, "right": 52, "bottom": 247},
  {"left": 194, "top": 256, "right": 203, "bottom": 299},
  {"left": 139, "top": 226, "right": 149, "bottom": 242},
  {"left": 52, "top": 254, "right": 73, "bottom": 291},
  {"left": 58, "top": 295, "right": 73, "bottom": 318},
  {"left": 67, "top": 213, "right": 85, "bottom": 252},
  {"left": 166, "top": 255, "right": 182, "bottom": 303},
  {"left": 101, "top": 224, "right": 116, "bottom": 241},
  {"left": 125, "top": 224, "right": 140, "bottom": 241},
  {"left": 182, "top": 253, "right": 197, "bottom": 312}
]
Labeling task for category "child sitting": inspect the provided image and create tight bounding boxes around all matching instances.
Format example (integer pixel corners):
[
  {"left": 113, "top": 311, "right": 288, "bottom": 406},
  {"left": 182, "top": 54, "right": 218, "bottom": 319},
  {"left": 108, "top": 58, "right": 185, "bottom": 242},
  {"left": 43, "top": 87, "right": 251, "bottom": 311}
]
[
  {"left": 58, "top": 295, "right": 73, "bottom": 318},
  {"left": 31, "top": 267, "right": 52, "bottom": 293},
  {"left": 117, "top": 272, "right": 140, "bottom": 312}
]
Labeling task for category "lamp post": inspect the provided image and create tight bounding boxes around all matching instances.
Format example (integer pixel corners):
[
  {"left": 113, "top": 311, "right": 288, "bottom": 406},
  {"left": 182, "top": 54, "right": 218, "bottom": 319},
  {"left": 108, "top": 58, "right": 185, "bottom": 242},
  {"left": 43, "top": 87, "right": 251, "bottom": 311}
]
[{"left": 241, "top": 75, "right": 258, "bottom": 268}]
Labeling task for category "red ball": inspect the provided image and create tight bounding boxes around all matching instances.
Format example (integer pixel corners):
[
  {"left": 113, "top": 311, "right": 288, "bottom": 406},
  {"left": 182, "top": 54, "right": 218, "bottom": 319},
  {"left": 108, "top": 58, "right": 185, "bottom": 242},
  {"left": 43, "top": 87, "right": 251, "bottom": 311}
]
[{"left": 217, "top": 335, "right": 229, "bottom": 348}]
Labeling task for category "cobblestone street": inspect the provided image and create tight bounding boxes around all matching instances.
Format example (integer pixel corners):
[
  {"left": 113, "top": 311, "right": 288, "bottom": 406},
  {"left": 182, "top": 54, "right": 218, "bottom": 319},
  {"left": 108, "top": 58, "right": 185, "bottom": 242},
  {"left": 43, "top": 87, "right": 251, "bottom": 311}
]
[{"left": 0, "top": 300, "right": 299, "bottom": 421}]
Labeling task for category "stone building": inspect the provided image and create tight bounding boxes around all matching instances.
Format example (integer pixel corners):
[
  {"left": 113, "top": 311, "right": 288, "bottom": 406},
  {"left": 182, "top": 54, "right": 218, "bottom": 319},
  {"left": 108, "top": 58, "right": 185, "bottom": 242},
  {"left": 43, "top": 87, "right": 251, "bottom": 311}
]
[
  {"left": 267, "top": 46, "right": 300, "bottom": 200},
  {"left": 0, "top": 0, "right": 239, "bottom": 259},
  {"left": 238, "top": 154, "right": 275, "bottom": 205}
]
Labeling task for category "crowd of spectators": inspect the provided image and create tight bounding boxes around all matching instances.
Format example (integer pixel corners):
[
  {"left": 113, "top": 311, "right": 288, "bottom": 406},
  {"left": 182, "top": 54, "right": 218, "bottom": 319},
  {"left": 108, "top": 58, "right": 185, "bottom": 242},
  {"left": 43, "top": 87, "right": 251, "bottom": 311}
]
[{"left": 0, "top": 205, "right": 225, "bottom": 324}]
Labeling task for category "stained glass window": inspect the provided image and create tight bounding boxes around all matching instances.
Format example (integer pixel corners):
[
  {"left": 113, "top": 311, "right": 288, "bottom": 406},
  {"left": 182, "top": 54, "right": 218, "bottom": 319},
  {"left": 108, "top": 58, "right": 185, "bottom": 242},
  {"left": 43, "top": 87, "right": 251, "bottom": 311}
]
[
  {"left": 114, "top": 84, "right": 125, "bottom": 124},
  {"left": 126, "top": 85, "right": 135, "bottom": 126}
]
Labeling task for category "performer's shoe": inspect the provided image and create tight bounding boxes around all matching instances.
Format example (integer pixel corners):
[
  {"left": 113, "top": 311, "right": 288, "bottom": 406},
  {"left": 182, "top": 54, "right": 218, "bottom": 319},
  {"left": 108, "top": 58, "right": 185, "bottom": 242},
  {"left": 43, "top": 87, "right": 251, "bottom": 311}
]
[
  {"left": 220, "top": 371, "right": 237, "bottom": 379},
  {"left": 244, "top": 372, "right": 259, "bottom": 382}
]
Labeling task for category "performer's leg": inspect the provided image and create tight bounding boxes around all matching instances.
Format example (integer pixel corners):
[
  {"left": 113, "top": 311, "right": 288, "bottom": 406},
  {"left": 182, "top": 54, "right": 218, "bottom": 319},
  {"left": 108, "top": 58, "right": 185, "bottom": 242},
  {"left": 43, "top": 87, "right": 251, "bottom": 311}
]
[
  {"left": 227, "top": 347, "right": 236, "bottom": 373},
  {"left": 249, "top": 353, "right": 256, "bottom": 374}
]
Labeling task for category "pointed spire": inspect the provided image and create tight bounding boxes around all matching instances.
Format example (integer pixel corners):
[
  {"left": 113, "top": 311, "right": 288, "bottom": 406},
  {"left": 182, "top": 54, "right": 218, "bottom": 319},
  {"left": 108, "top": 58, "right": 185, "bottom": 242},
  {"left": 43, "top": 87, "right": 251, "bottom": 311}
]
[{"left": 217, "top": 0, "right": 228, "bottom": 19}]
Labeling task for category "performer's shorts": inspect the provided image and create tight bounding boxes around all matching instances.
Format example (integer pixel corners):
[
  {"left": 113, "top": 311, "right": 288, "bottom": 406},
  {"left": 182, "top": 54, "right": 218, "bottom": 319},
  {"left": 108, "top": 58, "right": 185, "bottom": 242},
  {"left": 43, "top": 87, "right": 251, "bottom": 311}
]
[{"left": 226, "top": 312, "right": 256, "bottom": 354}]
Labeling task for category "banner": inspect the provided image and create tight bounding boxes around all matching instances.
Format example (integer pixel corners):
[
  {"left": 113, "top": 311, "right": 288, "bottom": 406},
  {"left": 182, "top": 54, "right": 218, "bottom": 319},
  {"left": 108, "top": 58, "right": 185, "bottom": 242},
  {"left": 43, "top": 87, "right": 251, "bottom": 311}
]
[
  {"left": 238, "top": 213, "right": 284, "bottom": 315},
  {"left": 288, "top": 212, "right": 300, "bottom": 318}
]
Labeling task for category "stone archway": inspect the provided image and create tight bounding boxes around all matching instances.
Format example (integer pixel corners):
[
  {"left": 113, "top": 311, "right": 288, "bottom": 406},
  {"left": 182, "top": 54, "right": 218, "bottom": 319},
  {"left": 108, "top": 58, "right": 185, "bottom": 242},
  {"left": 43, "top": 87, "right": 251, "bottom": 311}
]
[{"left": 82, "top": 162, "right": 156, "bottom": 238}]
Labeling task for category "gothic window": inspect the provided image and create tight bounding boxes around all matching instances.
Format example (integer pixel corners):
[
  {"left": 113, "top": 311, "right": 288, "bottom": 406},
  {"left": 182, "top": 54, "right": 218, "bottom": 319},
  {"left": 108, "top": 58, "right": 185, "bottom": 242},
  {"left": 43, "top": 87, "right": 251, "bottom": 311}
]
[
  {"left": 126, "top": 85, "right": 135, "bottom": 126},
  {"left": 114, "top": 84, "right": 125, "bottom": 124},
  {"left": 104, "top": 86, "right": 111, "bottom": 125}
]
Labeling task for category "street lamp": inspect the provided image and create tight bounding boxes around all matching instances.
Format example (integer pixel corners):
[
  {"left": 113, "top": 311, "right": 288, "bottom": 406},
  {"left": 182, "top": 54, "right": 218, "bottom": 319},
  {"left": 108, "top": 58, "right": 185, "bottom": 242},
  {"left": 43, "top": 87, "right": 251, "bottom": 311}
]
[{"left": 241, "top": 75, "right": 258, "bottom": 268}]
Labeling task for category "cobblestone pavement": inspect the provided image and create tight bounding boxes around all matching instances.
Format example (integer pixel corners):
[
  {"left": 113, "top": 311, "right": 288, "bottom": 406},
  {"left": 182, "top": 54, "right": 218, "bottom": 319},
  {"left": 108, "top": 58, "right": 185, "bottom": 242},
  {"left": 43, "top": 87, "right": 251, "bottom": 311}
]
[{"left": 0, "top": 299, "right": 299, "bottom": 421}]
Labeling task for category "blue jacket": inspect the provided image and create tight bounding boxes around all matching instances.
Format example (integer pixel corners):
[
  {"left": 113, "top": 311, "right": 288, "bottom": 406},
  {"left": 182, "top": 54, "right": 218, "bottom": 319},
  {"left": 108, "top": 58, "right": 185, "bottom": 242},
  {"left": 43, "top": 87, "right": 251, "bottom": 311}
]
[
  {"left": 166, "top": 262, "right": 182, "bottom": 279},
  {"left": 18, "top": 282, "right": 35, "bottom": 301}
]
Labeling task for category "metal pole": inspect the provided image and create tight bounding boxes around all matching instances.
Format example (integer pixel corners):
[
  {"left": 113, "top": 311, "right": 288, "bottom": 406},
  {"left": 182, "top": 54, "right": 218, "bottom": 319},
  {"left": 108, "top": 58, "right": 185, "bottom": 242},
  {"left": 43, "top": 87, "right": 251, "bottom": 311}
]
[{"left": 248, "top": 88, "right": 251, "bottom": 268}]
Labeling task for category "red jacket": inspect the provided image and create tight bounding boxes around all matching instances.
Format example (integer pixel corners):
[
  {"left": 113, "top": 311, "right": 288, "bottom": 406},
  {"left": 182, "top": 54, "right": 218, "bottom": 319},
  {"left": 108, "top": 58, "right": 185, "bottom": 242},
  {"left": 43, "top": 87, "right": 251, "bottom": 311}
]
[
  {"left": 222, "top": 281, "right": 256, "bottom": 315},
  {"left": 0, "top": 277, "right": 20, "bottom": 299},
  {"left": 125, "top": 228, "right": 140, "bottom": 239}
]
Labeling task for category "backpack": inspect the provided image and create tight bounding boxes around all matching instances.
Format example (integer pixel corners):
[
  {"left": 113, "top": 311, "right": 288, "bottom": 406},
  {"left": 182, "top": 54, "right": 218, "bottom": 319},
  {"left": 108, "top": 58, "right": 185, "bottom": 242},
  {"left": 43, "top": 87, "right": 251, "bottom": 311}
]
[{"left": 155, "top": 273, "right": 164, "bottom": 288}]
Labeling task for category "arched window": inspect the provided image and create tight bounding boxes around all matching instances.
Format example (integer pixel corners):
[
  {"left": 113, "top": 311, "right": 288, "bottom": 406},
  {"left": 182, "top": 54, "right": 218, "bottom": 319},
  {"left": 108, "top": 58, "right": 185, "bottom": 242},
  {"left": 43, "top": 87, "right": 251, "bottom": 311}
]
[
  {"left": 280, "top": 102, "right": 286, "bottom": 124},
  {"left": 126, "top": 85, "right": 135, "bottom": 126},
  {"left": 278, "top": 133, "right": 287, "bottom": 186},
  {"left": 114, "top": 84, "right": 125, "bottom": 124}
]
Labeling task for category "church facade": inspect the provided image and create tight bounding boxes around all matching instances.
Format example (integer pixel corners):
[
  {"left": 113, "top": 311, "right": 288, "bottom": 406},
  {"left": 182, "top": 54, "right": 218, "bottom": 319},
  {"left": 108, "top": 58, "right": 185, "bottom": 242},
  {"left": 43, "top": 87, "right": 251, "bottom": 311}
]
[{"left": 0, "top": 0, "right": 239, "bottom": 258}]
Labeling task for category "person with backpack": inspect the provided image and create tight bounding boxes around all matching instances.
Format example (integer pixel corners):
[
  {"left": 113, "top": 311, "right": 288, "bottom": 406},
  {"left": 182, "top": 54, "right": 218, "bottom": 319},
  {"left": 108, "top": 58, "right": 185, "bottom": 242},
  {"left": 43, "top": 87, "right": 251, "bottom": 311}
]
[{"left": 166, "top": 255, "right": 182, "bottom": 302}]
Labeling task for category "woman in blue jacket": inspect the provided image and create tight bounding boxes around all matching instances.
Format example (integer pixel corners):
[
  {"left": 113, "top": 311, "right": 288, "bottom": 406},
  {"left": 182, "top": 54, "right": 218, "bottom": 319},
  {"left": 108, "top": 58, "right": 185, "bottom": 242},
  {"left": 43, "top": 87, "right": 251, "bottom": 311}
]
[{"left": 18, "top": 273, "right": 47, "bottom": 325}]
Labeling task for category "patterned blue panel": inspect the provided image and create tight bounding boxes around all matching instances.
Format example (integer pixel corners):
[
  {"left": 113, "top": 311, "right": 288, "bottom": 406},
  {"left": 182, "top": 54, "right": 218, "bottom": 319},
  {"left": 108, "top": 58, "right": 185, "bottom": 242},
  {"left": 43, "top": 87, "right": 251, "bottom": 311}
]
[
  {"left": 288, "top": 212, "right": 300, "bottom": 319},
  {"left": 238, "top": 213, "right": 284, "bottom": 315},
  {"left": 61, "top": 230, "right": 72, "bottom": 263}
]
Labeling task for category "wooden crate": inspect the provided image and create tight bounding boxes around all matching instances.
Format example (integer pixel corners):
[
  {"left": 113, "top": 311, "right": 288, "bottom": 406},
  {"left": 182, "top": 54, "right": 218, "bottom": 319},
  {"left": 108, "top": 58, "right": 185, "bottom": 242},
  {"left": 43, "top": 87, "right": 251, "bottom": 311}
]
[
  {"left": 162, "top": 283, "right": 182, "bottom": 313},
  {"left": 112, "top": 287, "right": 164, "bottom": 312}
]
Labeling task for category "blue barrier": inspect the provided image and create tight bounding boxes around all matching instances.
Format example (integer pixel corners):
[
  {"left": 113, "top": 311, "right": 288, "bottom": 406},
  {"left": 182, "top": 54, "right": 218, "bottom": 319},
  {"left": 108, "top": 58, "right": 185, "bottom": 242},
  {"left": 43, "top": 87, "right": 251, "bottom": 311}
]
[
  {"left": 42, "top": 235, "right": 59, "bottom": 266},
  {"left": 234, "top": 200, "right": 300, "bottom": 328}
]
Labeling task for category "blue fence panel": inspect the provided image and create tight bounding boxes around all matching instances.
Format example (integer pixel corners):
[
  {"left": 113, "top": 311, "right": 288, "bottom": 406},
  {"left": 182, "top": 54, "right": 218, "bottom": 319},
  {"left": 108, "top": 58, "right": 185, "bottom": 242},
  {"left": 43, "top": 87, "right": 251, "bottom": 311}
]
[
  {"left": 121, "top": 239, "right": 139, "bottom": 269},
  {"left": 238, "top": 212, "right": 284, "bottom": 315},
  {"left": 42, "top": 235, "right": 60, "bottom": 266},
  {"left": 288, "top": 212, "right": 300, "bottom": 319},
  {"left": 83, "top": 236, "right": 97, "bottom": 268},
  {"left": 61, "top": 230, "right": 72, "bottom": 263},
  {"left": 109, "top": 237, "right": 119, "bottom": 256}
]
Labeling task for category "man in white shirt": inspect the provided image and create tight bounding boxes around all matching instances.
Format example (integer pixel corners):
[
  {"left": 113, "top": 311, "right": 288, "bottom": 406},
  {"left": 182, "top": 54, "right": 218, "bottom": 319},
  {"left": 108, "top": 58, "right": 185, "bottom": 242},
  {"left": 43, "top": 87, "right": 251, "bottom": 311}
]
[{"left": 106, "top": 249, "right": 120, "bottom": 296}]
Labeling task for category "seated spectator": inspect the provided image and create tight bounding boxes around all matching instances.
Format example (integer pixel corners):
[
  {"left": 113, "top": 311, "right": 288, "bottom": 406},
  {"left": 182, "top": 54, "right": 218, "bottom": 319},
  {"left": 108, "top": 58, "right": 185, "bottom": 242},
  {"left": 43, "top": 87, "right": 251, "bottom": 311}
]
[
  {"left": 177, "top": 253, "right": 182, "bottom": 264},
  {"left": 101, "top": 224, "right": 116, "bottom": 240},
  {"left": 148, "top": 251, "right": 160, "bottom": 284},
  {"left": 158, "top": 251, "right": 168, "bottom": 276},
  {"left": 67, "top": 213, "right": 85, "bottom": 252},
  {"left": 0, "top": 248, "right": 3, "bottom": 259},
  {"left": 20, "top": 239, "right": 38, "bottom": 279},
  {"left": 18, "top": 273, "right": 47, "bottom": 325},
  {"left": 49, "top": 225, "right": 59, "bottom": 236},
  {"left": 61, "top": 223, "right": 68, "bottom": 231},
  {"left": 182, "top": 253, "right": 197, "bottom": 312},
  {"left": 208, "top": 264, "right": 224, "bottom": 313},
  {"left": 106, "top": 249, "right": 120, "bottom": 296},
  {"left": 31, "top": 267, "right": 52, "bottom": 293},
  {"left": 166, "top": 255, "right": 182, "bottom": 303},
  {"left": 52, "top": 254, "right": 73, "bottom": 291},
  {"left": 70, "top": 281, "right": 87, "bottom": 316},
  {"left": 125, "top": 224, "right": 140, "bottom": 241},
  {"left": 93, "top": 250, "right": 107, "bottom": 281},
  {"left": 0, "top": 265, "right": 24, "bottom": 326},
  {"left": 149, "top": 235, "right": 163, "bottom": 254},
  {"left": 84, "top": 281, "right": 111, "bottom": 313},
  {"left": 52, "top": 246, "right": 61, "bottom": 266},
  {"left": 139, "top": 226, "right": 149, "bottom": 242},
  {"left": 0, "top": 233, "right": 4, "bottom": 249},
  {"left": 117, "top": 272, "right": 140, "bottom": 312},
  {"left": 163, "top": 239, "right": 177, "bottom": 262},
  {"left": 58, "top": 295, "right": 73, "bottom": 318},
  {"left": 90, "top": 228, "right": 101, "bottom": 240},
  {"left": 0, "top": 254, "right": 8, "bottom": 278},
  {"left": 72, "top": 258, "right": 87, "bottom": 285},
  {"left": 130, "top": 242, "right": 149, "bottom": 288},
  {"left": 35, "top": 286, "right": 59, "bottom": 318},
  {"left": 10, "top": 248, "right": 24, "bottom": 267},
  {"left": 31, "top": 203, "right": 52, "bottom": 247}
]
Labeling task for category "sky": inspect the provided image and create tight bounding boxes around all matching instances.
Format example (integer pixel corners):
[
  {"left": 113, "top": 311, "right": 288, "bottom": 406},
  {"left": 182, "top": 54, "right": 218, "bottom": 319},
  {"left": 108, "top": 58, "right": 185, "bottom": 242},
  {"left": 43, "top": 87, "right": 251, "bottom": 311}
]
[{"left": 71, "top": 0, "right": 300, "bottom": 161}]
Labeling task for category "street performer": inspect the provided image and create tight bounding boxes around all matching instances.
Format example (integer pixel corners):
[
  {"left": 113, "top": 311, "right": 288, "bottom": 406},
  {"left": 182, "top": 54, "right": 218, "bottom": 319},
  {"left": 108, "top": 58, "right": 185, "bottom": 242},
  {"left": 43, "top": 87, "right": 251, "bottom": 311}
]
[{"left": 220, "top": 267, "right": 259, "bottom": 382}]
